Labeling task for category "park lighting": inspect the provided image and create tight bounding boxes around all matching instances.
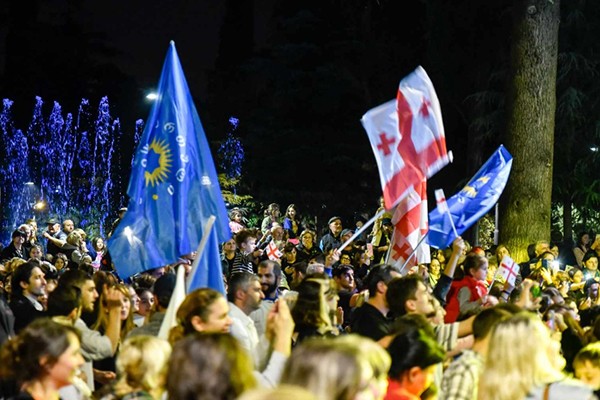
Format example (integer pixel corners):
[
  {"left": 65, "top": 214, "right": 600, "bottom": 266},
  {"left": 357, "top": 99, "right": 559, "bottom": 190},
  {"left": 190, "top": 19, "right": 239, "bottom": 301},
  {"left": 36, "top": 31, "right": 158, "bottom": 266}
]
[
  {"left": 25, "top": 182, "right": 34, "bottom": 186},
  {"left": 591, "top": 146, "right": 599, "bottom": 152},
  {"left": 33, "top": 200, "right": 46, "bottom": 211},
  {"left": 146, "top": 92, "right": 158, "bottom": 101}
]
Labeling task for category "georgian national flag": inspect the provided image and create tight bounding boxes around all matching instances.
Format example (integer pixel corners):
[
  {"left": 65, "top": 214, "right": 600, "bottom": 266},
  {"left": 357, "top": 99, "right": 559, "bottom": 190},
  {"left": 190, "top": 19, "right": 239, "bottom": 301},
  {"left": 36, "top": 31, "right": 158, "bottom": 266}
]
[
  {"left": 266, "top": 240, "right": 283, "bottom": 261},
  {"left": 361, "top": 66, "right": 450, "bottom": 210},
  {"left": 386, "top": 179, "right": 430, "bottom": 270},
  {"left": 495, "top": 255, "right": 520, "bottom": 286}
]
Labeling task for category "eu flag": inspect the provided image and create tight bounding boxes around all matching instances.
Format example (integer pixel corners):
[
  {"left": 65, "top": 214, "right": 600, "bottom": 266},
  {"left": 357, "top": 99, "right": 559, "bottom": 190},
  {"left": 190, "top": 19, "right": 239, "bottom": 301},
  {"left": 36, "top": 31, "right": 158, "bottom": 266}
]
[
  {"left": 108, "top": 42, "right": 231, "bottom": 282},
  {"left": 428, "top": 145, "right": 512, "bottom": 249}
]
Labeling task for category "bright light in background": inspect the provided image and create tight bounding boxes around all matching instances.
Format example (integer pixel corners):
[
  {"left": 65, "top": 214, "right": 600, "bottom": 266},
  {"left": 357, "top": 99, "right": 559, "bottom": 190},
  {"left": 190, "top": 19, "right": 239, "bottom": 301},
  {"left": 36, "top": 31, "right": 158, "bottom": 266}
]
[
  {"left": 25, "top": 182, "right": 34, "bottom": 186},
  {"left": 33, "top": 201, "right": 46, "bottom": 210},
  {"left": 591, "top": 146, "right": 598, "bottom": 152},
  {"left": 146, "top": 92, "right": 158, "bottom": 101}
]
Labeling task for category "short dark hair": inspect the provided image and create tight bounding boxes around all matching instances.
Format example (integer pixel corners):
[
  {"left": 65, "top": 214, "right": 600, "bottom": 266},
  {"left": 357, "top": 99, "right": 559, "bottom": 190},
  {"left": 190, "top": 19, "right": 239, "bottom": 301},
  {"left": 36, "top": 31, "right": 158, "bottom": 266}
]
[
  {"left": 47, "top": 285, "right": 82, "bottom": 317},
  {"left": 234, "top": 230, "right": 256, "bottom": 248},
  {"left": 332, "top": 265, "right": 353, "bottom": 279},
  {"left": 58, "top": 269, "right": 92, "bottom": 291},
  {"left": 386, "top": 275, "right": 423, "bottom": 317},
  {"left": 292, "top": 262, "right": 308, "bottom": 275},
  {"left": 11, "top": 261, "right": 41, "bottom": 297},
  {"left": 227, "top": 272, "right": 259, "bottom": 303},
  {"left": 583, "top": 251, "right": 598, "bottom": 264},
  {"left": 258, "top": 260, "right": 281, "bottom": 278},
  {"left": 387, "top": 329, "right": 445, "bottom": 379},
  {"left": 365, "top": 264, "right": 401, "bottom": 297}
]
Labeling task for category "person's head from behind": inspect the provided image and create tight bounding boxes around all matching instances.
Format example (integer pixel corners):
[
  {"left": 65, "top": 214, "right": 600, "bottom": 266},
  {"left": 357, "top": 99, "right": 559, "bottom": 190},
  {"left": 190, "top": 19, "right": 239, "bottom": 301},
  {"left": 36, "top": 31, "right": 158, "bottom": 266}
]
[
  {"left": 169, "top": 288, "right": 232, "bottom": 344},
  {"left": 0, "top": 318, "right": 84, "bottom": 388},
  {"left": 386, "top": 275, "right": 433, "bottom": 318},
  {"left": 238, "top": 385, "right": 318, "bottom": 400},
  {"left": 167, "top": 332, "right": 256, "bottom": 400},
  {"left": 471, "top": 306, "right": 513, "bottom": 348},
  {"left": 47, "top": 285, "right": 82, "bottom": 322},
  {"left": 292, "top": 279, "right": 332, "bottom": 331},
  {"left": 281, "top": 335, "right": 391, "bottom": 400},
  {"left": 365, "top": 264, "right": 402, "bottom": 299},
  {"left": 386, "top": 329, "right": 445, "bottom": 397},
  {"left": 113, "top": 335, "right": 171, "bottom": 399},
  {"left": 479, "top": 312, "right": 565, "bottom": 400},
  {"left": 292, "top": 261, "right": 309, "bottom": 287}
]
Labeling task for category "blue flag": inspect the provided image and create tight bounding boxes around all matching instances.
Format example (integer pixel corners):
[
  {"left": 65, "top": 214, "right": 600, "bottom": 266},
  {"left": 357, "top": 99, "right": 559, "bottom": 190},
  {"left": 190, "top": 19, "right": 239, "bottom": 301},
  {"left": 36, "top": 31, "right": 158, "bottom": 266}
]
[
  {"left": 186, "top": 224, "right": 225, "bottom": 292},
  {"left": 427, "top": 145, "right": 512, "bottom": 249},
  {"left": 108, "top": 41, "right": 231, "bottom": 286}
]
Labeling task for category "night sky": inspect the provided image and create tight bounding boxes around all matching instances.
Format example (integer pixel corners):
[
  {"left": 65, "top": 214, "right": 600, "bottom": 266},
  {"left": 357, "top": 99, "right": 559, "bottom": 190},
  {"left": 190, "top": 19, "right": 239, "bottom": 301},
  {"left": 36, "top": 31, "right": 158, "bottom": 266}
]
[{"left": 0, "top": 1, "right": 516, "bottom": 224}]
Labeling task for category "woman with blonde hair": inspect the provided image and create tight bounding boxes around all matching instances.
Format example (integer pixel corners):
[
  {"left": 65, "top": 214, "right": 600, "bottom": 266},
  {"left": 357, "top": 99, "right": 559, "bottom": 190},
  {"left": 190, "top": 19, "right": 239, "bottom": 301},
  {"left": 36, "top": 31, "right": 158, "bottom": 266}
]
[
  {"left": 281, "top": 334, "right": 391, "bottom": 400},
  {"left": 99, "top": 335, "right": 171, "bottom": 400},
  {"left": 478, "top": 312, "right": 594, "bottom": 400}
]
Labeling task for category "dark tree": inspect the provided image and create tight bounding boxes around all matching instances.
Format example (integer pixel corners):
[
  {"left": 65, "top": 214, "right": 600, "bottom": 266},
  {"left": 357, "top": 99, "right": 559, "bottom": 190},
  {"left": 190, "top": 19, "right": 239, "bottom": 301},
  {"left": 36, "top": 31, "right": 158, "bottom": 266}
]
[{"left": 499, "top": 0, "right": 560, "bottom": 262}]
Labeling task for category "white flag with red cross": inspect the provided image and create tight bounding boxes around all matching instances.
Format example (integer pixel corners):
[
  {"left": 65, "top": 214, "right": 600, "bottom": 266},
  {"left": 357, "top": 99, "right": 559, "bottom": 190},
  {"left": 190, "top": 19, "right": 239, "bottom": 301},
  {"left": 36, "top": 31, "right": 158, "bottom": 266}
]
[
  {"left": 385, "top": 179, "right": 431, "bottom": 269},
  {"left": 266, "top": 240, "right": 282, "bottom": 261},
  {"left": 361, "top": 66, "right": 450, "bottom": 210},
  {"left": 495, "top": 255, "right": 520, "bottom": 286}
]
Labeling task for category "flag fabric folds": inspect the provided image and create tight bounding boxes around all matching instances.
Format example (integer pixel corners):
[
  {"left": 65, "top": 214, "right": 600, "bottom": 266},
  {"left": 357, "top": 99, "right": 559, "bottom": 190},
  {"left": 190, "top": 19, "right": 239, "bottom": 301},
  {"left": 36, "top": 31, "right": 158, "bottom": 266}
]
[
  {"left": 266, "top": 240, "right": 282, "bottom": 261},
  {"left": 428, "top": 145, "right": 513, "bottom": 249},
  {"left": 361, "top": 66, "right": 450, "bottom": 210},
  {"left": 108, "top": 41, "right": 231, "bottom": 280},
  {"left": 186, "top": 220, "right": 226, "bottom": 293},
  {"left": 495, "top": 255, "right": 520, "bottom": 287},
  {"left": 385, "top": 179, "right": 431, "bottom": 270}
]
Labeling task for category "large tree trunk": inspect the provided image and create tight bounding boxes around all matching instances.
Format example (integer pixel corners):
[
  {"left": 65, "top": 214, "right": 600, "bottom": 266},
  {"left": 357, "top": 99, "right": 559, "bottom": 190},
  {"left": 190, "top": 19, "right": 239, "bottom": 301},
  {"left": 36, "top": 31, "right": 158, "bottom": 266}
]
[{"left": 499, "top": 0, "right": 560, "bottom": 263}]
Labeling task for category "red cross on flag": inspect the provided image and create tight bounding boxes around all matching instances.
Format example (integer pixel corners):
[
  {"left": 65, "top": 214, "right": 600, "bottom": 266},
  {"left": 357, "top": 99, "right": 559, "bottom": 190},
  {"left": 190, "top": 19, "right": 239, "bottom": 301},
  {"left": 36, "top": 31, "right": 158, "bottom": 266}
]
[
  {"left": 495, "top": 255, "right": 520, "bottom": 286},
  {"left": 361, "top": 66, "right": 450, "bottom": 210},
  {"left": 386, "top": 179, "right": 431, "bottom": 269},
  {"left": 266, "top": 240, "right": 283, "bottom": 261}
]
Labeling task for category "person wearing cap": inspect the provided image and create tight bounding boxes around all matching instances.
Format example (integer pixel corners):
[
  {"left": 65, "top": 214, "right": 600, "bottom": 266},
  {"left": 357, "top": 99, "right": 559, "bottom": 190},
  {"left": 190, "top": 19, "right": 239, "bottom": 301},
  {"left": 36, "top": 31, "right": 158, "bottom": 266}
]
[
  {"left": 43, "top": 218, "right": 68, "bottom": 261},
  {"left": 107, "top": 207, "right": 128, "bottom": 238},
  {"left": 319, "top": 216, "right": 343, "bottom": 253},
  {"left": 0, "top": 229, "right": 28, "bottom": 261},
  {"left": 371, "top": 217, "right": 393, "bottom": 264}
]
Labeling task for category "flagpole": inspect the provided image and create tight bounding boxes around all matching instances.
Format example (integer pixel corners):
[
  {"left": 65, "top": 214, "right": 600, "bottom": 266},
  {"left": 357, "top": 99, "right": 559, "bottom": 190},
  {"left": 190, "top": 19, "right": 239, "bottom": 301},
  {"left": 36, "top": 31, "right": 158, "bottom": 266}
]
[
  {"left": 186, "top": 215, "right": 217, "bottom": 293},
  {"left": 399, "top": 232, "right": 429, "bottom": 274},
  {"left": 337, "top": 209, "right": 385, "bottom": 254},
  {"left": 157, "top": 263, "right": 187, "bottom": 340}
]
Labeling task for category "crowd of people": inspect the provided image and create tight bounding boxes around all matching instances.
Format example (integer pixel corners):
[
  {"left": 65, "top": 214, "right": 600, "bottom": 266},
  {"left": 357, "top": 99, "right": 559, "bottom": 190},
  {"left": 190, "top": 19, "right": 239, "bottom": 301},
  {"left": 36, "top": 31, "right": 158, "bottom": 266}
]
[{"left": 1, "top": 202, "right": 600, "bottom": 399}]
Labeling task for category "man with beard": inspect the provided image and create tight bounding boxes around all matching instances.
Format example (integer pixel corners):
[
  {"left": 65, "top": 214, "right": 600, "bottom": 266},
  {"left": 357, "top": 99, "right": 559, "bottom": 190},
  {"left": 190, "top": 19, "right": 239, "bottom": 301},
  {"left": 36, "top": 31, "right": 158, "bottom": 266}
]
[
  {"left": 251, "top": 260, "right": 282, "bottom": 336},
  {"left": 228, "top": 272, "right": 267, "bottom": 368},
  {"left": 9, "top": 260, "right": 47, "bottom": 332}
]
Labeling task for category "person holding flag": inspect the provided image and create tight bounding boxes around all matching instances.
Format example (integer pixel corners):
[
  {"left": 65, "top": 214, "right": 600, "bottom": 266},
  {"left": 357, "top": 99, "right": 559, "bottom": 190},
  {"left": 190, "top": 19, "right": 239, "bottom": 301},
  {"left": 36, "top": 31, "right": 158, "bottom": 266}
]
[
  {"left": 444, "top": 253, "right": 498, "bottom": 323},
  {"left": 361, "top": 66, "right": 451, "bottom": 271},
  {"left": 107, "top": 41, "right": 231, "bottom": 294}
]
